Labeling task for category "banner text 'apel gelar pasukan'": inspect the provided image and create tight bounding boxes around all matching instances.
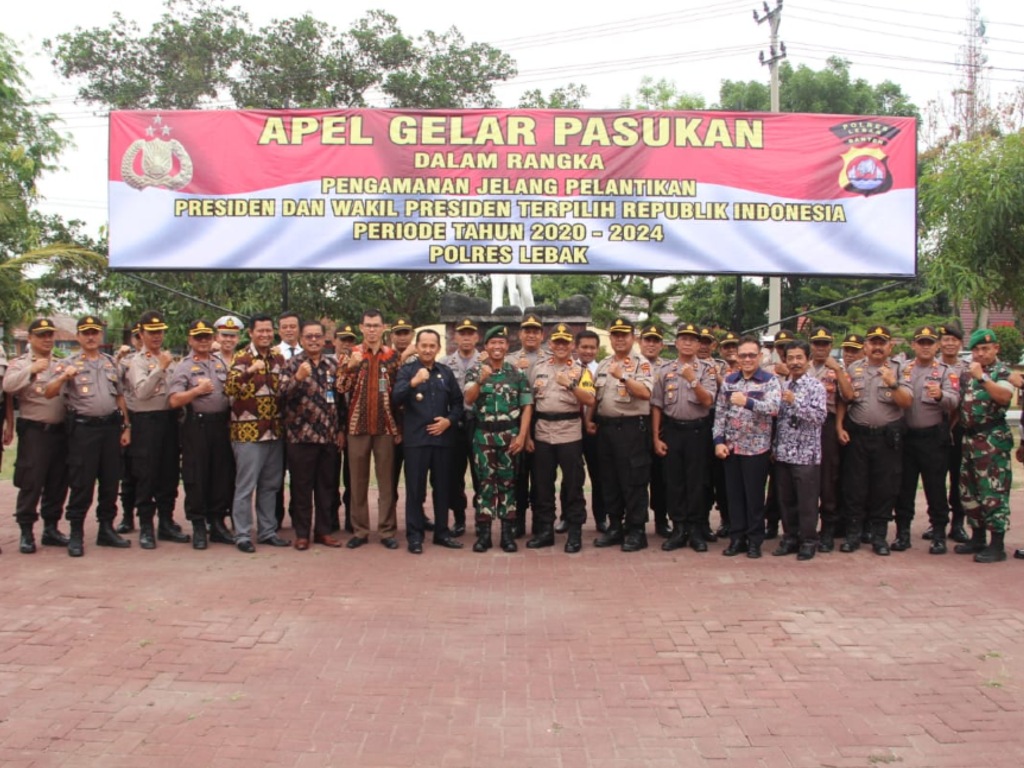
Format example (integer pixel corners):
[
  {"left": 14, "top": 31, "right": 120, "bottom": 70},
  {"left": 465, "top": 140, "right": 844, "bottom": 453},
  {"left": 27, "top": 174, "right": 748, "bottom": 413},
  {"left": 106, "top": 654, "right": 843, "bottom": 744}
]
[{"left": 108, "top": 109, "right": 916, "bottom": 275}]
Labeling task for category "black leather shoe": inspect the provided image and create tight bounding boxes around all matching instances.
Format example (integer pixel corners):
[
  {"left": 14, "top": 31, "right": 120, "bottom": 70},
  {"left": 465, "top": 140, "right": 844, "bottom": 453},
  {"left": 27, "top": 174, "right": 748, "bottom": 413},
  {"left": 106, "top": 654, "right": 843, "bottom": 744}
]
[
  {"left": 139, "top": 524, "right": 156, "bottom": 550},
  {"left": 260, "top": 535, "right": 291, "bottom": 547},
  {"left": 839, "top": 538, "right": 860, "bottom": 553},
  {"left": 209, "top": 519, "right": 235, "bottom": 544},
  {"left": 818, "top": 536, "right": 835, "bottom": 553},
  {"left": 621, "top": 530, "right": 648, "bottom": 552},
  {"left": 890, "top": 530, "right": 911, "bottom": 551},
  {"left": 564, "top": 528, "right": 582, "bottom": 553},
  {"left": 1014, "top": 548, "right": 1024, "bottom": 560},
  {"left": 949, "top": 525, "right": 970, "bottom": 543},
  {"left": 747, "top": 543, "right": 763, "bottom": 559},
  {"left": 115, "top": 516, "right": 135, "bottom": 534},
  {"left": 654, "top": 523, "right": 673, "bottom": 538},
  {"left": 929, "top": 538, "right": 947, "bottom": 555},
  {"left": 433, "top": 536, "right": 464, "bottom": 549},
  {"left": 797, "top": 543, "right": 817, "bottom": 561},
  {"left": 702, "top": 527, "right": 718, "bottom": 543},
  {"left": 922, "top": 526, "right": 934, "bottom": 540},
  {"left": 661, "top": 529, "right": 687, "bottom": 552},
  {"left": 408, "top": 541, "right": 423, "bottom": 554},
  {"left": 723, "top": 540, "right": 743, "bottom": 556},
  {"left": 772, "top": 539, "right": 799, "bottom": 556},
  {"left": 872, "top": 539, "right": 891, "bottom": 556},
  {"left": 526, "top": 527, "right": 555, "bottom": 549},
  {"left": 346, "top": 536, "right": 368, "bottom": 549},
  {"left": 192, "top": 522, "right": 208, "bottom": 550},
  {"left": 157, "top": 519, "right": 190, "bottom": 543},
  {"left": 500, "top": 521, "right": 518, "bottom": 552},
  {"left": 689, "top": 533, "right": 708, "bottom": 553},
  {"left": 67, "top": 523, "right": 84, "bottom": 558},
  {"left": 41, "top": 523, "right": 69, "bottom": 547},
  {"left": 451, "top": 522, "right": 466, "bottom": 538},
  {"left": 237, "top": 540, "right": 255, "bottom": 553},
  {"left": 380, "top": 537, "right": 399, "bottom": 550},
  {"left": 97, "top": 522, "right": 131, "bottom": 548},
  {"left": 594, "top": 528, "right": 624, "bottom": 547},
  {"left": 19, "top": 528, "right": 36, "bottom": 554},
  {"left": 554, "top": 519, "right": 569, "bottom": 534}
]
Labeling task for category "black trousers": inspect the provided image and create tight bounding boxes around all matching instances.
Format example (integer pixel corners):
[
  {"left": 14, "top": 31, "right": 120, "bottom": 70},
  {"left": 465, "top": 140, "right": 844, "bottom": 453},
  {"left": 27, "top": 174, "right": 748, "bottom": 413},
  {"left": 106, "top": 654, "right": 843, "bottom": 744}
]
[
  {"left": 597, "top": 416, "right": 651, "bottom": 530},
  {"left": 180, "top": 413, "right": 233, "bottom": 524},
  {"left": 13, "top": 420, "right": 69, "bottom": 526},
  {"left": 894, "top": 424, "right": 950, "bottom": 530},
  {"left": 449, "top": 419, "right": 480, "bottom": 524},
  {"left": 66, "top": 421, "right": 122, "bottom": 524},
  {"left": 532, "top": 439, "right": 586, "bottom": 528},
  {"left": 130, "top": 410, "right": 179, "bottom": 522},
  {"left": 946, "top": 423, "right": 965, "bottom": 527},
  {"left": 662, "top": 420, "right": 710, "bottom": 529},
  {"left": 581, "top": 429, "right": 604, "bottom": 526},
  {"left": 649, "top": 452, "right": 666, "bottom": 527},
  {"left": 515, "top": 429, "right": 537, "bottom": 529},
  {"left": 404, "top": 444, "right": 451, "bottom": 542},
  {"left": 723, "top": 452, "right": 771, "bottom": 545},
  {"left": 842, "top": 423, "right": 904, "bottom": 538},
  {"left": 776, "top": 462, "right": 821, "bottom": 543},
  {"left": 818, "top": 413, "right": 841, "bottom": 530},
  {"left": 288, "top": 442, "right": 338, "bottom": 540}
]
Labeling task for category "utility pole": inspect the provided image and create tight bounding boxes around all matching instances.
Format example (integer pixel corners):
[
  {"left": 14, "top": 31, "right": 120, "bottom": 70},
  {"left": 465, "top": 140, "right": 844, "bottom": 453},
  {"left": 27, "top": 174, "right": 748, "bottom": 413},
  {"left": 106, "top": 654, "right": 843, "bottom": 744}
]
[{"left": 755, "top": 0, "right": 786, "bottom": 336}]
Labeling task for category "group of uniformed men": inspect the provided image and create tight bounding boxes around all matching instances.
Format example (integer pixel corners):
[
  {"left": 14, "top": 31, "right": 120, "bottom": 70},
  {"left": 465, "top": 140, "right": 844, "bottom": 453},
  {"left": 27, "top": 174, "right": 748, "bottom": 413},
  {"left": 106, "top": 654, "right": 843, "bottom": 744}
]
[{"left": 1, "top": 309, "right": 1021, "bottom": 563}]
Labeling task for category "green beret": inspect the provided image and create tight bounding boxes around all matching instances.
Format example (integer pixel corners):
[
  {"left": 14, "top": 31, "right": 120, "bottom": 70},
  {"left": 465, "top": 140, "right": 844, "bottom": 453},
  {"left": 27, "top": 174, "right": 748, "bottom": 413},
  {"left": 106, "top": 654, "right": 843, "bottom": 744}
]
[
  {"left": 484, "top": 325, "right": 508, "bottom": 343},
  {"left": 968, "top": 328, "right": 997, "bottom": 350}
]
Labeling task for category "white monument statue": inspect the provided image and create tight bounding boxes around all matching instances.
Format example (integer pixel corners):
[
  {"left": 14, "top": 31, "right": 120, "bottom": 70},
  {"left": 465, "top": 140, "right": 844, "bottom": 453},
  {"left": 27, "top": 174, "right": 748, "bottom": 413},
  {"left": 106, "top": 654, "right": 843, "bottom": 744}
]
[{"left": 490, "top": 274, "right": 535, "bottom": 312}]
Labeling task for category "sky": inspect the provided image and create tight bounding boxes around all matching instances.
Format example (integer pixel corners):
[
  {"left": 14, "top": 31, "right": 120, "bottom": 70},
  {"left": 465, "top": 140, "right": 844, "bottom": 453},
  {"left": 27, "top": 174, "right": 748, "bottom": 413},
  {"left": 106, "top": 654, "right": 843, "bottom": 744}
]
[{"left": 6, "top": 0, "right": 1024, "bottom": 236}]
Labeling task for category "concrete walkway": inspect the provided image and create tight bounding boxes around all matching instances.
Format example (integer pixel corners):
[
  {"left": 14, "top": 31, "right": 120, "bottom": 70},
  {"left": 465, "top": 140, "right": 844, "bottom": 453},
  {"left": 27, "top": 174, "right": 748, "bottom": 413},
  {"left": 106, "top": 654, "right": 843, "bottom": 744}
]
[{"left": 0, "top": 482, "right": 1022, "bottom": 767}]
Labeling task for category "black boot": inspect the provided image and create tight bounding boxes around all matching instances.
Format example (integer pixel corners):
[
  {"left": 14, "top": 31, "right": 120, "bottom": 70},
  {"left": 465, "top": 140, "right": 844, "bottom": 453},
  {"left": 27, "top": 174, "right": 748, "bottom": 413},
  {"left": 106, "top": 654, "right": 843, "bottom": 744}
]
[
  {"left": 139, "top": 518, "right": 157, "bottom": 550},
  {"left": 564, "top": 526, "right": 582, "bottom": 553},
  {"left": 621, "top": 528, "right": 648, "bottom": 552},
  {"left": 19, "top": 524, "right": 36, "bottom": 554},
  {"left": 661, "top": 526, "right": 687, "bottom": 551},
  {"left": 594, "top": 525, "right": 624, "bottom": 548},
  {"left": 929, "top": 532, "right": 948, "bottom": 555},
  {"left": 974, "top": 531, "right": 1007, "bottom": 563},
  {"left": 954, "top": 526, "right": 986, "bottom": 554},
  {"left": 818, "top": 524, "right": 835, "bottom": 553},
  {"left": 115, "top": 510, "right": 136, "bottom": 534},
  {"left": 772, "top": 537, "right": 799, "bottom": 556},
  {"left": 157, "top": 514, "right": 191, "bottom": 543},
  {"left": 472, "top": 521, "right": 492, "bottom": 553},
  {"left": 97, "top": 520, "right": 131, "bottom": 548},
  {"left": 526, "top": 524, "right": 555, "bottom": 549},
  {"left": 68, "top": 520, "right": 85, "bottom": 557},
  {"left": 689, "top": 528, "right": 708, "bottom": 553},
  {"left": 41, "top": 521, "right": 70, "bottom": 547},
  {"left": 500, "top": 520, "right": 518, "bottom": 552},
  {"left": 512, "top": 517, "right": 526, "bottom": 540},
  {"left": 890, "top": 525, "right": 911, "bottom": 551},
  {"left": 192, "top": 520, "right": 208, "bottom": 550},
  {"left": 209, "top": 517, "right": 235, "bottom": 544}
]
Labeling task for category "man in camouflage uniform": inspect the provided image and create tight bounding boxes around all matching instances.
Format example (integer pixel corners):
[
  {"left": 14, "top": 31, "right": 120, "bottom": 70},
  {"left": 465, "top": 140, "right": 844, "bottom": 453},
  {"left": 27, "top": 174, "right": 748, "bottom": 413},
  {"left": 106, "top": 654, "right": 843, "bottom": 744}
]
[
  {"left": 464, "top": 326, "right": 533, "bottom": 553},
  {"left": 956, "top": 328, "right": 1014, "bottom": 563}
]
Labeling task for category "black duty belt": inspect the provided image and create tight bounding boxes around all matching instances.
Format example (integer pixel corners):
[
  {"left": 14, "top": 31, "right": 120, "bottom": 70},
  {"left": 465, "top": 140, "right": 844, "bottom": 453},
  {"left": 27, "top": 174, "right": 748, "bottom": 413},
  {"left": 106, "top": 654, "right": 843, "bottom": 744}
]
[
  {"left": 477, "top": 420, "right": 517, "bottom": 432},
  {"left": 599, "top": 415, "right": 649, "bottom": 428},
  {"left": 535, "top": 412, "right": 581, "bottom": 422},
  {"left": 964, "top": 419, "right": 1007, "bottom": 437},
  {"left": 906, "top": 423, "right": 946, "bottom": 437},
  {"left": 18, "top": 418, "right": 64, "bottom": 433},
  {"left": 665, "top": 416, "right": 710, "bottom": 430},
  {"left": 73, "top": 411, "right": 121, "bottom": 427},
  {"left": 847, "top": 420, "right": 903, "bottom": 436},
  {"left": 133, "top": 410, "right": 176, "bottom": 420}
]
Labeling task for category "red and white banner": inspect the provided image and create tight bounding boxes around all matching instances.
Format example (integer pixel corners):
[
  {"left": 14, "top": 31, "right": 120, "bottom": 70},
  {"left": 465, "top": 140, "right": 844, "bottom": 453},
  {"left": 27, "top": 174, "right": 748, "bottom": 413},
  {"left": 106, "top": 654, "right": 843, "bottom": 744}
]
[{"left": 109, "top": 109, "right": 917, "bottom": 275}]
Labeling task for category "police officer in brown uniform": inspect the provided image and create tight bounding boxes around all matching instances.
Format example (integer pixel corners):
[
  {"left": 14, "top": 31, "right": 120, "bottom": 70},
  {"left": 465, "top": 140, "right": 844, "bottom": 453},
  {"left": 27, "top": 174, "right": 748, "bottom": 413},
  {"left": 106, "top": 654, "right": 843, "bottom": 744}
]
[
  {"left": 652, "top": 322, "right": 718, "bottom": 552},
  {"left": 509, "top": 313, "right": 549, "bottom": 538},
  {"left": 807, "top": 326, "right": 854, "bottom": 551},
  {"left": 444, "top": 318, "right": 482, "bottom": 537},
  {"left": 836, "top": 325, "right": 912, "bottom": 555},
  {"left": 527, "top": 324, "right": 596, "bottom": 553},
  {"left": 891, "top": 326, "right": 960, "bottom": 554},
  {"left": 45, "top": 316, "right": 133, "bottom": 557},
  {"left": 126, "top": 310, "right": 189, "bottom": 549},
  {"left": 168, "top": 320, "right": 235, "bottom": 549},
  {"left": 4, "top": 318, "right": 71, "bottom": 553},
  {"left": 587, "top": 318, "right": 654, "bottom": 552},
  {"left": 639, "top": 324, "right": 670, "bottom": 537}
]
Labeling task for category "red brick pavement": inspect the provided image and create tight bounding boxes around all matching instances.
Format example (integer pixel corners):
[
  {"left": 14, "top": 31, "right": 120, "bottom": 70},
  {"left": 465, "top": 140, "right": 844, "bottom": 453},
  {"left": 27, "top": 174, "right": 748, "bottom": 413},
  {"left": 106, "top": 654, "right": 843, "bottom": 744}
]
[{"left": 0, "top": 482, "right": 1023, "bottom": 768}]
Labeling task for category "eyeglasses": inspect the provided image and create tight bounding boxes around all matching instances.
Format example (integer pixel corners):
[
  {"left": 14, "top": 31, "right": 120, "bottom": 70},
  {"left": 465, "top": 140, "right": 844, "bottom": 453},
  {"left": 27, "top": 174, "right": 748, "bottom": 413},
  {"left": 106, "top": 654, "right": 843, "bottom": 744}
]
[
  {"left": 302, "top": 333, "right": 324, "bottom": 340},
  {"left": 737, "top": 352, "right": 759, "bottom": 359}
]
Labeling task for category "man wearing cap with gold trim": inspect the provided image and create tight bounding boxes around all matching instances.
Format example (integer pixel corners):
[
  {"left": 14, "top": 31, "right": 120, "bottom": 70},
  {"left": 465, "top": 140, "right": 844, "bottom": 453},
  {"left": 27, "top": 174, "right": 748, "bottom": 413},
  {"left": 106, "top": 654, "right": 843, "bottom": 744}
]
[
  {"left": 4, "top": 318, "right": 72, "bottom": 553},
  {"left": 45, "top": 315, "right": 133, "bottom": 556},
  {"left": 652, "top": 323, "right": 718, "bottom": 552},
  {"left": 125, "top": 310, "right": 190, "bottom": 549},
  {"left": 934, "top": 323, "right": 970, "bottom": 543},
  {"left": 638, "top": 324, "right": 670, "bottom": 538},
  {"left": 836, "top": 325, "right": 912, "bottom": 555},
  {"left": 444, "top": 318, "right": 482, "bottom": 537},
  {"left": 509, "top": 313, "right": 548, "bottom": 539},
  {"left": 840, "top": 333, "right": 865, "bottom": 369},
  {"left": 214, "top": 315, "right": 244, "bottom": 362},
  {"left": 956, "top": 328, "right": 1015, "bottom": 563},
  {"left": 526, "top": 324, "right": 595, "bottom": 553},
  {"left": 807, "top": 326, "right": 854, "bottom": 551},
  {"left": 587, "top": 318, "right": 654, "bottom": 552},
  {"left": 890, "top": 325, "right": 960, "bottom": 554},
  {"left": 114, "top": 323, "right": 143, "bottom": 534},
  {"left": 464, "top": 325, "right": 533, "bottom": 553}
]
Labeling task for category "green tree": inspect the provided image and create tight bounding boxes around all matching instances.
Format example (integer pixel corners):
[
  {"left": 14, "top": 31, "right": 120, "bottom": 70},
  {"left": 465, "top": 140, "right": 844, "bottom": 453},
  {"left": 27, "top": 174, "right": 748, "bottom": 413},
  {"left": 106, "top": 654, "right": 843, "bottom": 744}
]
[
  {"left": 672, "top": 277, "right": 767, "bottom": 333},
  {"left": 518, "top": 83, "right": 588, "bottom": 109},
  {"left": 621, "top": 77, "right": 705, "bottom": 110}
]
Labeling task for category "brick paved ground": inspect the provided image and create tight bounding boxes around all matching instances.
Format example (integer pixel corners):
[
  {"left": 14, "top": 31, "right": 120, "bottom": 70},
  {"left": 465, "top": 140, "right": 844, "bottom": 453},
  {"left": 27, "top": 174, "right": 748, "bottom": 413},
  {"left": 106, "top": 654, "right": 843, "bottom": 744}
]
[{"left": 0, "top": 481, "right": 1022, "bottom": 768}]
